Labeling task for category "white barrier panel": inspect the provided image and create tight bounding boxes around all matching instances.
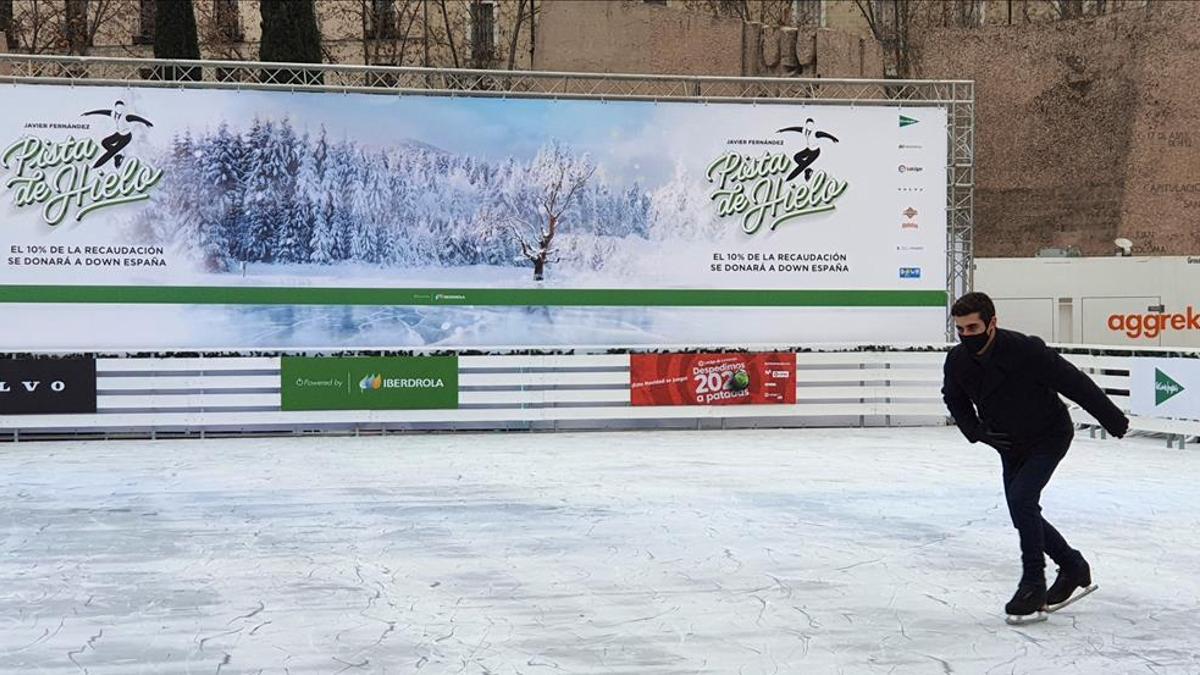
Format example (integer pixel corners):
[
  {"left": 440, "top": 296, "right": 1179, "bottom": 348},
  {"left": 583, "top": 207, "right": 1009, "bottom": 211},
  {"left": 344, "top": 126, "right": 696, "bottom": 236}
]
[
  {"left": 1130, "top": 358, "right": 1200, "bottom": 420},
  {"left": 1, "top": 350, "right": 949, "bottom": 438},
  {"left": 4, "top": 346, "right": 1198, "bottom": 444},
  {"left": 1058, "top": 347, "right": 1200, "bottom": 447}
]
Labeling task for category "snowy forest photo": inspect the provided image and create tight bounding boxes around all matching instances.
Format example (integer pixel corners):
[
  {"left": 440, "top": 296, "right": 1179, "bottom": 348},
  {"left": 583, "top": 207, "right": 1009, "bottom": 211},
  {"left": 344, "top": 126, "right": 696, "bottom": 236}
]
[
  {"left": 107, "top": 101, "right": 747, "bottom": 347},
  {"left": 133, "top": 117, "right": 723, "bottom": 285}
]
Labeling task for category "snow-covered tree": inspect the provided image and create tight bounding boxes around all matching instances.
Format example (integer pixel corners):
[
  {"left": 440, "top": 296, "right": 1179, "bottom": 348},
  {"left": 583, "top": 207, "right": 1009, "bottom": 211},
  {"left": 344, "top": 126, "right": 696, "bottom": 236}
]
[
  {"left": 134, "top": 126, "right": 668, "bottom": 276},
  {"left": 493, "top": 141, "right": 597, "bottom": 281}
]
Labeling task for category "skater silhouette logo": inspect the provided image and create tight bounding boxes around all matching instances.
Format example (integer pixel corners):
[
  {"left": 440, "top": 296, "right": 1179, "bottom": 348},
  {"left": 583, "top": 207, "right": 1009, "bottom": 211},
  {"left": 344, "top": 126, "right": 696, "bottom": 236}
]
[
  {"left": 776, "top": 118, "right": 840, "bottom": 182},
  {"left": 82, "top": 101, "right": 154, "bottom": 169}
]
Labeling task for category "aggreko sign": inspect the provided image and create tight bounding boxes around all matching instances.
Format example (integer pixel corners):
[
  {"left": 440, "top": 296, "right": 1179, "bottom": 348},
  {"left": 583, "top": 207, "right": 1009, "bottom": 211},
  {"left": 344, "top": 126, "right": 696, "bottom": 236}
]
[{"left": 1108, "top": 306, "right": 1200, "bottom": 338}]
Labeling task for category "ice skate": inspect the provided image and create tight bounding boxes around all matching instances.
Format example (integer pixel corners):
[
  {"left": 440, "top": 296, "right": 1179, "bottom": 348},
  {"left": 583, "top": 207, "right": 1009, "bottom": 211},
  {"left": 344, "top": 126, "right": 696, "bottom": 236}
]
[
  {"left": 1045, "top": 559, "right": 1098, "bottom": 612},
  {"left": 1004, "top": 578, "right": 1048, "bottom": 625}
]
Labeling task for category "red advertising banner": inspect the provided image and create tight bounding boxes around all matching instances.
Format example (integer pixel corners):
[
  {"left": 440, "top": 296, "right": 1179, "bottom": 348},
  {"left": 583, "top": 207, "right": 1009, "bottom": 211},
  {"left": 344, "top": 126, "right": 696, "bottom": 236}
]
[{"left": 630, "top": 353, "right": 797, "bottom": 406}]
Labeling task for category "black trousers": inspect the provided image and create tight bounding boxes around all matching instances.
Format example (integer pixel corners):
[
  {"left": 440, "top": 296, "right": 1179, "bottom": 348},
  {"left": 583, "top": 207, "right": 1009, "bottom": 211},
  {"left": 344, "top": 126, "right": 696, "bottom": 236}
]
[
  {"left": 999, "top": 424, "right": 1083, "bottom": 582},
  {"left": 93, "top": 132, "right": 132, "bottom": 169}
]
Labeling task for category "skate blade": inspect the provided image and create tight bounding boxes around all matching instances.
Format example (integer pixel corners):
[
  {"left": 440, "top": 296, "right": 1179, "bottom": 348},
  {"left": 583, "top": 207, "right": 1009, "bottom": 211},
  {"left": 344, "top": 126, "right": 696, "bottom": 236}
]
[
  {"left": 1045, "top": 583, "right": 1098, "bottom": 613},
  {"left": 1005, "top": 611, "right": 1048, "bottom": 625}
]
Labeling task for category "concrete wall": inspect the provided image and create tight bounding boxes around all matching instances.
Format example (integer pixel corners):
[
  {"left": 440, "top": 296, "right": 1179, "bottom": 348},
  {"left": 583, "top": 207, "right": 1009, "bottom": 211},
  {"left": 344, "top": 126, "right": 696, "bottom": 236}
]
[
  {"left": 917, "top": 3, "right": 1200, "bottom": 257},
  {"left": 533, "top": 0, "right": 881, "bottom": 78},
  {"left": 534, "top": 0, "right": 745, "bottom": 76},
  {"left": 536, "top": 2, "right": 1199, "bottom": 257},
  {"left": 7, "top": 0, "right": 1193, "bottom": 257}
]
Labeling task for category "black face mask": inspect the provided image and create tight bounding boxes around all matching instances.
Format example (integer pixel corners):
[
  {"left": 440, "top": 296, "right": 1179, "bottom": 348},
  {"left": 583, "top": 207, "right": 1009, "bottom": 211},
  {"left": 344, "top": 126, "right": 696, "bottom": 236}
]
[{"left": 960, "top": 330, "right": 991, "bottom": 354}]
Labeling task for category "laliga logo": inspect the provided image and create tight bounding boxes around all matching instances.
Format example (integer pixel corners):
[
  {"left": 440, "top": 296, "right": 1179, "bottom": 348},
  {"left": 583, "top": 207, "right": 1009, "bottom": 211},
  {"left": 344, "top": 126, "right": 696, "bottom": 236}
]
[{"left": 1, "top": 100, "right": 163, "bottom": 226}]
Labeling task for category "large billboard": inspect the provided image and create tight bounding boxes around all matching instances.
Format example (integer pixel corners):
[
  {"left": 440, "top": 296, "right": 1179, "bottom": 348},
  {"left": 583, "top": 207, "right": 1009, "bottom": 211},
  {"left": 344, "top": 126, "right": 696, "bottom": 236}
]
[{"left": 0, "top": 84, "right": 947, "bottom": 350}]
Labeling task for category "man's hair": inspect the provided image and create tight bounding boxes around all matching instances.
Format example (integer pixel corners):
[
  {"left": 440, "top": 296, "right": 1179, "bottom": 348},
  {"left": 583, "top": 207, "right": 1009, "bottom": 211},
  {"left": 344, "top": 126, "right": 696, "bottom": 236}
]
[{"left": 951, "top": 291, "right": 995, "bottom": 324}]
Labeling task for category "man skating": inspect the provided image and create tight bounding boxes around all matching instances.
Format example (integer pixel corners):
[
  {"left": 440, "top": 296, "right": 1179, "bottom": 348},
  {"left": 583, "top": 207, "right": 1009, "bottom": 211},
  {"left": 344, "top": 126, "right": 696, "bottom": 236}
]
[{"left": 941, "top": 292, "right": 1129, "bottom": 624}]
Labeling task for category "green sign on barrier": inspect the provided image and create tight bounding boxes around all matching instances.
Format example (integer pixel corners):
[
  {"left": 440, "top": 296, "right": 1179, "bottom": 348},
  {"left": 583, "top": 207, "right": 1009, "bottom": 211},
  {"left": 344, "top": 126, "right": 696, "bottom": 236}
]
[{"left": 281, "top": 356, "right": 458, "bottom": 411}]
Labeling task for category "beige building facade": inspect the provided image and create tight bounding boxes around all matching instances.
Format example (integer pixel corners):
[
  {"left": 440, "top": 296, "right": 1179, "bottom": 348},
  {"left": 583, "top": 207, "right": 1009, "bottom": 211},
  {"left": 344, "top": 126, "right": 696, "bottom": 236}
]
[{"left": 3, "top": 0, "right": 1191, "bottom": 256}]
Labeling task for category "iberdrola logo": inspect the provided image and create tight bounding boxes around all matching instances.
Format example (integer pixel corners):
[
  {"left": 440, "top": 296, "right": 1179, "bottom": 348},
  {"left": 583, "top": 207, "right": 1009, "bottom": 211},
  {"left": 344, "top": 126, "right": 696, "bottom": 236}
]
[
  {"left": 358, "top": 372, "right": 446, "bottom": 392},
  {"left": 1155, "top": 368, "right": 1184, "bottom": 406},
  {"left": 707, "top": 118, "right": 849, "bottom": 235},
  {"left": 360, "top": 374, "right": 384, "bottom": 391}
]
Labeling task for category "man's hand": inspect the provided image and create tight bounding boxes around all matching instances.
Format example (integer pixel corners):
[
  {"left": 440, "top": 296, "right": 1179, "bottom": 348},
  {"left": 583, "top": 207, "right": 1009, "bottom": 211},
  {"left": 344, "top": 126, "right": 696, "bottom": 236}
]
[
  {"left": 976, "top": 426, "right": 1013, "bottom": 451},
  {"left": 1107, "top": 414, "right": 1130, "bottom": 439}
]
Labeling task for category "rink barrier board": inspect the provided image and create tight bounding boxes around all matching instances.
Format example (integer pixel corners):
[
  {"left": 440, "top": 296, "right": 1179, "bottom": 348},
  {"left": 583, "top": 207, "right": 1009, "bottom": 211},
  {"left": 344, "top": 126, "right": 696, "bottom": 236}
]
[
  {"left": 2, "top": 348, "right": 1197, "bottom": 443},
  {"left": 1, "top": 351, "right": 950, "bottom": 436},
  {"left": 1061, "top": 350, "right": 1199, "bottom": 448},
  {"left": 90, "top": 386, "right": 945, "bottom": 411}
]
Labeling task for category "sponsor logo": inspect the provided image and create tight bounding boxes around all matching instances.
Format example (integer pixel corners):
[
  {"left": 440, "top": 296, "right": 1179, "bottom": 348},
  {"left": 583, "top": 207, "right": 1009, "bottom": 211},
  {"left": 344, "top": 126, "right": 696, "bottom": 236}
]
[
  {"left": 899, "top": 267, "right": 921, "bottom": 279},
  {"left": 1, "top": 101, "right": 164, "bottom": 226},
  {"left": 0, "top": 380, "right": 68, "bottom": 393},
  {"left": 898, "top": 164, "right": 924, "bottom": 174},
  {"left": 281, "top": 356, "right": 458, "bottom": 411},
  {"left": 359, "top": 373, "right": 446, "bottom": 391},
  {"left": 899, "top": 143, "right": 923, "bottom": 150},
  {"left": 630, "top": 353, "right": 797, "bottom": 406},
  {"left": 1107, "top": 306, "right": 1200, "bottom": 338},
  {"left": 903, "top": 207, "right": 918, "bottom": 219},
  {"left": 1155, "top": 368, "right": 1185, "bottom": 406},
  {"left": 709, "top": 117, "right": 849, "bottom": 235},
  {"left": 0, "top": 358, "right": 97, "bottom": 414},
  {"left": 896, "top": 245, "right": 925, "bottom": 252},
  {"left": 900, "top": 115, "right": 919, "bottom": 128}
]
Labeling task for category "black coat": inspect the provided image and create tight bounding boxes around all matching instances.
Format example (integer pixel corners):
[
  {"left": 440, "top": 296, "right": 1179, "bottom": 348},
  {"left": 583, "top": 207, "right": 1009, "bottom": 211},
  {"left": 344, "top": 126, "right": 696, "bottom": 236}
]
[{"left": 942, "top": 328, "right": 1129, "bottom": 443}]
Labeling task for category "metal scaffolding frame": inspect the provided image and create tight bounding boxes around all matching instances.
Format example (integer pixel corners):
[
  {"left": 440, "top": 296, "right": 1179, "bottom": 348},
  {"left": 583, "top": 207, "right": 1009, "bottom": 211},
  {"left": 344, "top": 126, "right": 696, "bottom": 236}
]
[{"left": 0, "top": 54, "right": 974, "bottom": 337}]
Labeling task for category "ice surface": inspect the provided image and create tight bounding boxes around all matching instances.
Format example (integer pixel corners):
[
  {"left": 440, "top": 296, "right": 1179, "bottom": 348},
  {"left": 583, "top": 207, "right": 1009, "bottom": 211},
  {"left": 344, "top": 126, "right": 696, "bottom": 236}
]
[
  {"left": 2, "top": 304, "right": 945, "bottom": 351},
  {"left": 1, "top": 427, "right": 1197, "bottom": 673}
]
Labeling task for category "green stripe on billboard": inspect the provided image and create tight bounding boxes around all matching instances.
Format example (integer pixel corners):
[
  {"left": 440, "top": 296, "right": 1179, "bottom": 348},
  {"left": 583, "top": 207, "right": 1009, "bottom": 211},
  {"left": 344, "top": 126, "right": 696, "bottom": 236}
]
[{"left": 0, "top": 285, "right": 947, "bottom": 307}]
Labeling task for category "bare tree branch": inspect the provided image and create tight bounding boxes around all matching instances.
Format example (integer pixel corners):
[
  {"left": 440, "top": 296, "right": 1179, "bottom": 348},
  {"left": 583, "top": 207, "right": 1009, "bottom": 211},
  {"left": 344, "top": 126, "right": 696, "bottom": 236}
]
[
  {"left": 437, "top": 0, "right": 459, "bottom": 69},
  {"left": 853, "top": 0, "right": 915, "bottom": 78},
  {"left": 9, "top": 0, "right": 67, "bottom": 54},
  {"left": 506, "top": 0, "right": 525, "bottom": 71},
  {"left": 396, "top": 0, "right": 422, "bottom": 64},
  {"left": 84, "top": 0, "right": 125, "bottom": 54},
  {"left": 558, "top": 165, "right": 598, "bottom": 217}
]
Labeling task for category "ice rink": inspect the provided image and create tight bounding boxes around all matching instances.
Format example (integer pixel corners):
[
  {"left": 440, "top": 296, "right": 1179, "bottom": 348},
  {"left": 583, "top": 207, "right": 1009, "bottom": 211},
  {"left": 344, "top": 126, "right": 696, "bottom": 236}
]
[{"left": 2, "top": 426, "right": 1197, "bottom": 674}]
